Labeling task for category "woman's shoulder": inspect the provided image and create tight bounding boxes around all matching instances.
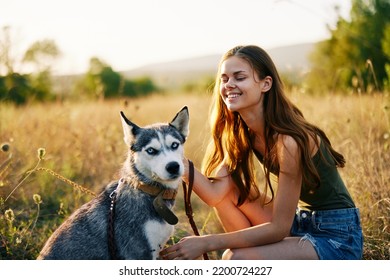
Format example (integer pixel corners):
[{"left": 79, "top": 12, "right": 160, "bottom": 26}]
[
  {"left": 276, "top": 134, "right": 299, "bottom": 151},
  {"left": 276, "top": 133, "right": 320, "bottom": 157},
  {"left": 206, "top": 159, "right": 230, "bottom": 179},
  {"left": 215, "top": 163, "right": 230, "bottom": 177}
]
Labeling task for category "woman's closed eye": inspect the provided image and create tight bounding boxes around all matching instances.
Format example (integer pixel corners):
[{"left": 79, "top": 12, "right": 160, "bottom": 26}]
[{"left": 235, "top": 76, "right": 246, "bottom": 81}]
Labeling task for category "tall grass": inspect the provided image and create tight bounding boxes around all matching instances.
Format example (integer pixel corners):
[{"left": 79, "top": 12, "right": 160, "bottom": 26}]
[{"left": 0, "top": 92, "right": 389, "bottom": 259}]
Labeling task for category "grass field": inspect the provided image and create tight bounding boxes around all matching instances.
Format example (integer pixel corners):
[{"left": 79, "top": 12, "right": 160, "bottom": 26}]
[{"left": 0, "top": 91, "right": 389, "bottom": 259}]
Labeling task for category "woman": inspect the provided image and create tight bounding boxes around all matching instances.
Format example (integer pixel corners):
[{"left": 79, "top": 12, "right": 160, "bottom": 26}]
[{"left": 161, "top": 45, "right": 363, "bottom": 260}]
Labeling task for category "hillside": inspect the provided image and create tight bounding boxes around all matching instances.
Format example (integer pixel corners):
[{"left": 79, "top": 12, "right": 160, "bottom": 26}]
[
  {"left": 121, "top": 42, "right": 315, "bottom": 88},
  {"left": 53, "top": 42, "right": 316, "bottom": 92}
]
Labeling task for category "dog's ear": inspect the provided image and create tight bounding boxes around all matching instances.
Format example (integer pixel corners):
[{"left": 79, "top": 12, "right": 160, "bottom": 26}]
[
  {"left": 120, "top": 111, "right": 140, "bottom": 146},
  {"left": 170, "top": 106, "right": 190, "bottom": 139}
]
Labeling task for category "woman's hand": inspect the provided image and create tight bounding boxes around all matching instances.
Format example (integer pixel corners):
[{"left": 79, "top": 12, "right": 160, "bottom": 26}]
[{"left": 160, "top": 235, "right": 207, "bottom": 260}]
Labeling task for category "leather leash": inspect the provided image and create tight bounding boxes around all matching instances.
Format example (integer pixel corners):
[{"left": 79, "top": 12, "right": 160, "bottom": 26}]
[
  {"left": 182, "top": 160, "right": 209, "bottom": 260},
  {"left": 108, "top": 188, "right": 119, "bottom": 259}
]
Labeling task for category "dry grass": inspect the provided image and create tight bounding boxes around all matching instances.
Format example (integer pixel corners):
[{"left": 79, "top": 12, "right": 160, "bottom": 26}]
[{"left": 0, "top": 91, "right": 389, "bottom": 259}]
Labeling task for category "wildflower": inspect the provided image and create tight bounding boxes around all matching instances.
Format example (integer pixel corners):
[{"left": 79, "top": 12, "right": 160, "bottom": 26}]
[
  {"left": 37, "top": 148, "right": 46, "bottom": 160},
  {"left": 1, "top": 143, "right": 10, "bottom": 153},
  {"left": 5, "top": 208, "right": 15, "bottom": 223},
  {"left": 33, "top": 194, "right": 43, "bottom": 205},
  {"left": 58, "top": 202, "right": 65, "bottom": 215}
]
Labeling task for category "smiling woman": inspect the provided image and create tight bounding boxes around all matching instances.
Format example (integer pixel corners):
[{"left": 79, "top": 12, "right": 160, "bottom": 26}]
[{"left": 160, "top": 45, "right": 363, "bottom": 260}]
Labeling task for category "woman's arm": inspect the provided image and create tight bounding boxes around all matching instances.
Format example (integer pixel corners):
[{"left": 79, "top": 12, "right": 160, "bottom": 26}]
[
  {"left": 163, "top": 135, "right": 302, "bottom": 259},
  {"left": 182, "top": 158, "right": 232, "bottom": 207}
]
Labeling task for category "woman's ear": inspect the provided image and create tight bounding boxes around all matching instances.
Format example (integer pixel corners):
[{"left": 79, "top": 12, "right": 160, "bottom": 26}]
[{"left": 261, "top": 76, "right": 273, "bottom": 93}]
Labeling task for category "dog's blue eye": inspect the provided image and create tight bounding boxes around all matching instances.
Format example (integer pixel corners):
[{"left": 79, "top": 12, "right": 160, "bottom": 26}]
[
  {"left": 171, "top": 142, "right": 179, "bottom": 150},
  {"left": 146, "top": 147, "right": 158, "bottom": 155}
]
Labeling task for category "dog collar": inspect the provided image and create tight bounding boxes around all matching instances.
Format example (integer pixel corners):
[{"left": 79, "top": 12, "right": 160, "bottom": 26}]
[
  {"left": 113, "top": 179, "right": 179, "bottom": 225},
  {"left": 132, "top": 181, "right": 179, "bottom": 225},
  {"left": 152, "top": 190, "right": 179, "bottom": 225},
  {"left": 137, "top": 184, "right": 178, "bottom": 200}
]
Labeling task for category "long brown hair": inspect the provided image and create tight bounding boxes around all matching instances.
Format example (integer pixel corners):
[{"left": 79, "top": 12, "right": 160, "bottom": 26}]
[{"left": 202, "top": 45, "right": 345, "bottom": 206}]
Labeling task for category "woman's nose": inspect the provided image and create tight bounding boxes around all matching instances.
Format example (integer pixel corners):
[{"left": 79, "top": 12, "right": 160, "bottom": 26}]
[{"left": 225, "top": 80, "right": 236, "bottom": 89}]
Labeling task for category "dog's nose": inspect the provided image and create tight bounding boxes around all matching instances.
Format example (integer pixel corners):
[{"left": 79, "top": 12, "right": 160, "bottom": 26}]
[{"left": 166, "top": 162, "right": 180, "bottom": 175}]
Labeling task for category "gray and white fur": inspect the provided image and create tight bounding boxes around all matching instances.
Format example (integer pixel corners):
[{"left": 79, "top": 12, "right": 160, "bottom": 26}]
[{"left": 37, "top": 106, "right": 189, "bottom": 260}]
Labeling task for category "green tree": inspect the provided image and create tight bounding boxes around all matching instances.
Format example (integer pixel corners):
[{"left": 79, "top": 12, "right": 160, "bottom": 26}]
[
  {"left": 0, "top": 27, "right": 60, "bottom": 104},
  {"left": 76, "top": 57, "right": 157, "bottom": 99},
  {"left": 131, "top": 77, "right": 158, "bottom": 96},
  {"left": 22, "top": 39, "right": 60, "bottom": 72},
  {"left": 23, "top": 40, "right": 60, "bottom": 102},
  {"left": 307, "top": 0, "right": 390, "bottom": 93},
  {"left": 75, "top": 57, "right": 115, "bottom": 99},
  {"left": 0, "top": 73, "right": 31, "bottom": 105},
  {"left": 383, "top": 23, "right": 390, "bottom": 90},
  {"left": 76, "top": 57, "right": 106, "bottom": 99},
  {"left": 100, "top": 66, "right": 121, "bottom": 98}
]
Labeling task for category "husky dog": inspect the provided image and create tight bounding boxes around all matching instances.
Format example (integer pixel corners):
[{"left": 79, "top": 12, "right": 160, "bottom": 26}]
[{"left": 37, "top": 107, "right": 189, "bottom": 260}]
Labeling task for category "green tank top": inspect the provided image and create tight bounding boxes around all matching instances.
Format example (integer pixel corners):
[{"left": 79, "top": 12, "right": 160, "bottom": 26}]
[{"left": 254, "top": 140, "right": 355, "bottom": 211}]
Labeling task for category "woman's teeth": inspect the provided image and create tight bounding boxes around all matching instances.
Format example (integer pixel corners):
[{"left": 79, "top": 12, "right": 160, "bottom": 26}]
[{"left": 227, "top": 93, "right": 241, "bottom": 99}]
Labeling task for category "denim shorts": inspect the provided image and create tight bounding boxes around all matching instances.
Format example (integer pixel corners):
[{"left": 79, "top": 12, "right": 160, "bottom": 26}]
[{"left": 290, "top": 208, "right": 363, "bottom": 260}]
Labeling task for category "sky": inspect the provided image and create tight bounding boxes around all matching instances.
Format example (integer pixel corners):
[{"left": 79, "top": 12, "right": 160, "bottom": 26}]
[{"left": 0, "top": 0, "right": 352, "bottom": 75}]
